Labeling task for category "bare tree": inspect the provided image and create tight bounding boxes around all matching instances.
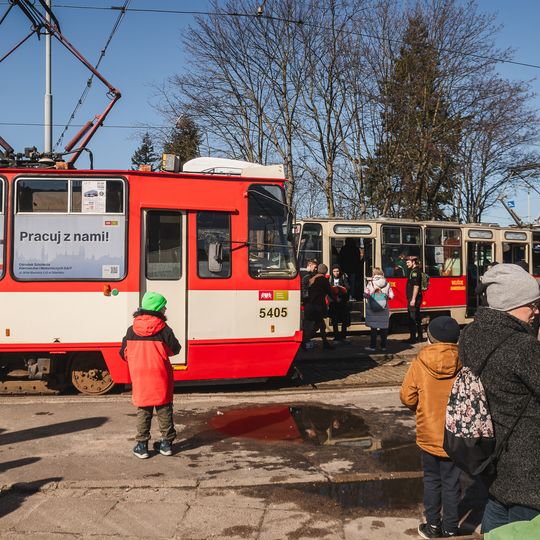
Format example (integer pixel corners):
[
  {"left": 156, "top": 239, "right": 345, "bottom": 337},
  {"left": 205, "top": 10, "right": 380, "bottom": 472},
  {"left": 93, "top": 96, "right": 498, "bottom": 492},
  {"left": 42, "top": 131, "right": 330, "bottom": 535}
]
[
  {"left": 156, "top": 0, "right": 311, "bottom": 207},
  {"left": 157, "top": 0, "right": 539, "bottom": 222},
  {"left": 456, "top": 78, "right": 539, "bottom": 222}
]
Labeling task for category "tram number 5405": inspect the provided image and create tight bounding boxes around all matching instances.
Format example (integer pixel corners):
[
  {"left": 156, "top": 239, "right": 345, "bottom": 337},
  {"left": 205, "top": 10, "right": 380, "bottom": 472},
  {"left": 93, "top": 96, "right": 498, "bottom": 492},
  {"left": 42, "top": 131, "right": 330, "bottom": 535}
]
[{"left": 259, "top": 307, "right": 288, "bottom": 318}]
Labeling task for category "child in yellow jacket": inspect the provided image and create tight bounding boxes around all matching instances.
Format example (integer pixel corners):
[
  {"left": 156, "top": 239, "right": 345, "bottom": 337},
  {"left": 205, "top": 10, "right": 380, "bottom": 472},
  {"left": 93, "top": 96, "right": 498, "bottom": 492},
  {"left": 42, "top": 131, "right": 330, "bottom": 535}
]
[{"left": 400, "top": 316, "right": 462, "bottom": 539}]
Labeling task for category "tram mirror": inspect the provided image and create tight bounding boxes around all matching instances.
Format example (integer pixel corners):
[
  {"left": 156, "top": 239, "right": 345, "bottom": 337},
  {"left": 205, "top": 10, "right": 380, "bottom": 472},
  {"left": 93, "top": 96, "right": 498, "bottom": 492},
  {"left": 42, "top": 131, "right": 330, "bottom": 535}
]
[{"left": 208, "top": 242, "right": 223, "bottom": 273}]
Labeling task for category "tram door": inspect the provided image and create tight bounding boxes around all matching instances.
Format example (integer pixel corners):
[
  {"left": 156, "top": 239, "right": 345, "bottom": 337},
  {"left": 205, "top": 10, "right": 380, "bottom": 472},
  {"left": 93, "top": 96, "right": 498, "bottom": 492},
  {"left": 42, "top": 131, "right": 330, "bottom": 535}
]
[
  {"left": 330, "top": 237, "right": 374, "bottom": 323},
  {"left": 141, "top": 210, "right": 187, "bottom": 364},
  {"left": 466, "top": 241, "right": 494, "bottom": 316}
]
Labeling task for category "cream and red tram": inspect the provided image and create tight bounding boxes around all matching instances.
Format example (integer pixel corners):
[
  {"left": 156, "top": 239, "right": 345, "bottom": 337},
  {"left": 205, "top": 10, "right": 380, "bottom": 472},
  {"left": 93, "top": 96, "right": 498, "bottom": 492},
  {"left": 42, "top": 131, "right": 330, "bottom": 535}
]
[{"left": 296, "top": 218, "right": 536, "bottom": 328}]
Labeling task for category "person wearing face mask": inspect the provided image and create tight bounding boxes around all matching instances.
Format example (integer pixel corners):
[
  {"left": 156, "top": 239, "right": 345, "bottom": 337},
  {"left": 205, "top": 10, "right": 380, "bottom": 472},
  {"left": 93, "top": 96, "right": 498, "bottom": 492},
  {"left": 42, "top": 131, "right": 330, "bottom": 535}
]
[
  {"left": 364, "top": 268, "right": 394, "bottom": 352},
  {"left": 327, "top": 264, "right": 350, "bottom": 341},
  {"left": 458, "top": 264, "right": 540, "bottom": 533}
]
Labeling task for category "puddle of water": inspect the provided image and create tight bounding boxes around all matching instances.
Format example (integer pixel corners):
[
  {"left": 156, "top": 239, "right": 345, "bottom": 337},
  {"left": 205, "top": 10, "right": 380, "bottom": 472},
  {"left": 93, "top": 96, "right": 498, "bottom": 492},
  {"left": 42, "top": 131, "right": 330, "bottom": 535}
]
[
  {"left": 176, "top": 403, "right": 420, "bottom": 472},
  {"left": 208, "top": 404, "right": 378, "bottom": 449},
  {"left": 288, "top": 477, "right": 423, "bottom": 509}
]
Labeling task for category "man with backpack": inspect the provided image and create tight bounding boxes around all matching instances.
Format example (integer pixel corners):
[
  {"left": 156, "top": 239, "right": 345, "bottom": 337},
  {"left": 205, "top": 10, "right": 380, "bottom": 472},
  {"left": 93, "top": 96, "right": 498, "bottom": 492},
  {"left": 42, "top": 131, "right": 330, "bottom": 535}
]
[
  {"left": 404, "top": 256, "right": 425, "bottom": 343},
  {"left": 458, "top": 264, "right": 540, "bottom": 533}
]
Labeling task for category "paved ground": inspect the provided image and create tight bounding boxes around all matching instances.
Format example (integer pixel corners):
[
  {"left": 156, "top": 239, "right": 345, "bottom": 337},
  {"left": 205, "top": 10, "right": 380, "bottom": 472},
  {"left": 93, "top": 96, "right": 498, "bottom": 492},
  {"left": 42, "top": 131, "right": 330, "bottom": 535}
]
[
  {"left": 0, "top": 378, "right": 485, "bottom": 539},
  {"left": 291, "top": 332, "right": 420, "bottom": 389}
]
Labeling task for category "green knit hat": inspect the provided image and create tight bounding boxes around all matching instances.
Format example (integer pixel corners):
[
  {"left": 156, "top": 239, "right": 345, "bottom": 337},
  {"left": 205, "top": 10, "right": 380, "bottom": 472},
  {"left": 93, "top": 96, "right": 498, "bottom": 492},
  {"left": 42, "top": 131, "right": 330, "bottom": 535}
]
[{"left": 141, "top": 291, "right": 167, "bottom": 312}]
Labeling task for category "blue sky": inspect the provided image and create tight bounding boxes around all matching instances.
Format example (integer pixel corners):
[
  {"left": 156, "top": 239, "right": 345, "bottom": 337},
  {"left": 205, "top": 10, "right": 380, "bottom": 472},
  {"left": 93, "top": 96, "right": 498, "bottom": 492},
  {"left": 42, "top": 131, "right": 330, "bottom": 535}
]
[{"left": 1, "top": 0, "right": 539, "bottom": 225}]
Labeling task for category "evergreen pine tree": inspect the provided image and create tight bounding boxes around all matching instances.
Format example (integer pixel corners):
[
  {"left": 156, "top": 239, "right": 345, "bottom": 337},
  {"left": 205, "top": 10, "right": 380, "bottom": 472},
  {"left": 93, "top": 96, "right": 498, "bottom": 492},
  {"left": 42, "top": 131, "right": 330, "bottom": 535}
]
[
  {"left": 131, "top": 132, "right": 159, "bottom": 171},
  {"left": 366, "top": 14, "right": 460, "bottom": 219},
  {"left": 163, "top": 116, "right": 201, "bottom": 166}
]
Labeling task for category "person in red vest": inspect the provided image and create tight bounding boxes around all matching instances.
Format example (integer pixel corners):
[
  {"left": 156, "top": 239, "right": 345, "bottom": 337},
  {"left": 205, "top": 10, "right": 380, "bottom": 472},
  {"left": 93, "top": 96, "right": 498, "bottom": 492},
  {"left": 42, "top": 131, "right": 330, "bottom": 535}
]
[{"left": 120, "top": 292, "right": 181, "bottom": 459}]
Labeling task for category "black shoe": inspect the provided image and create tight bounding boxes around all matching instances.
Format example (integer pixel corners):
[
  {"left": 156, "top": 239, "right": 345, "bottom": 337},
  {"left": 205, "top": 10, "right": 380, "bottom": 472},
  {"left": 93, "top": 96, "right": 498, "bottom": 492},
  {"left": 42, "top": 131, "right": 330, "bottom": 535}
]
[
  {"left": 418, "top": 522, "right": 443, "bottom": 539},
  {"left": 133, "top": 441, "right": 149, "bottom": 459},
  {"left": 159, "top": 440, "right": 173, "bottom": 456},
  {"left": 442, "top": 529, "right": 459, "bottom": 538}
]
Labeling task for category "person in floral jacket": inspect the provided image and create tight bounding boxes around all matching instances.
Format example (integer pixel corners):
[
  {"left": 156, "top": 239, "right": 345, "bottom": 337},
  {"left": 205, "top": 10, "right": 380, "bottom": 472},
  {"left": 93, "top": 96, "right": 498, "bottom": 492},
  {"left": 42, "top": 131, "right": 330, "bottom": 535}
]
[{"left": 400, "top": 316, "right": 462, "bottom": 538}]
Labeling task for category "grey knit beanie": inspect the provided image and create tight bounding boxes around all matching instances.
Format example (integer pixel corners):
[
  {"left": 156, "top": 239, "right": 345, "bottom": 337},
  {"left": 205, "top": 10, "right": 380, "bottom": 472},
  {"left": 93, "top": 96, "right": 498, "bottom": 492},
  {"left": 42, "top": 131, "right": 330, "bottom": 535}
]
[{"left": 483, "top": 263, "right": 540, "bottom": 311}]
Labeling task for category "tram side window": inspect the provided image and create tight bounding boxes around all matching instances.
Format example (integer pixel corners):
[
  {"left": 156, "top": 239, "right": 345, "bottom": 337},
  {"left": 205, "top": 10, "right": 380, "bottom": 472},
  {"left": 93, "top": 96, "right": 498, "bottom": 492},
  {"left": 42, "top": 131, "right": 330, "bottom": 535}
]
[
  {"left": 381, "top": 226, "right": 421, "bottom": 277},
  {"left": 425, "top": 228, "right": 462, "bottom": 277},
  {"left": 13, "top": 177, "right": 127, "bottom": 281},
  {"left": 196, "top": 212, "right": 231, "bottom": 278},
  {"left": 502, "top": 242, "right": 527, "bottom": 264},
  {"left": 17, "top": 180, "right": 68, "bottom": 212},
  {"left": 0, "top": 179, "right": 4, "bottom": 279},
  {"left": 533, "top": 234, "right": 540, "bottom": 276},
  {"left": 248, "top": 184, "right": 297, "bottom": 278},
  {"left": 146, "top": 211, "right": 182, "bottom": 280},
  {"left": 72, "top": 180, "right": 124, "bottom": 213},
  {"left": 298, "top": 223, "right": 323, "bottom": 270}
]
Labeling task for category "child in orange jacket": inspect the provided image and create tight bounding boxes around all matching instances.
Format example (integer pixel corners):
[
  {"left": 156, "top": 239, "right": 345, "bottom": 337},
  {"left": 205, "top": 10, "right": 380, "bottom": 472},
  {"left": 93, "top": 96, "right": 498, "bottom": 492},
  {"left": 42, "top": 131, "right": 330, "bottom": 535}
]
[
  {"left": 400, "top": 316, "right": 462, "bottom": 538},
  {"left": 120, "top": 292, "right": 181, "bottom": 459}
]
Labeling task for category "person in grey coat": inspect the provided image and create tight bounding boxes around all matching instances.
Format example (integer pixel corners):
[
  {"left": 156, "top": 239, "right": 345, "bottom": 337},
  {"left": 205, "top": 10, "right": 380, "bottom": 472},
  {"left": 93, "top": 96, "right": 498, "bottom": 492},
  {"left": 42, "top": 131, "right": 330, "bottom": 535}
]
[
  {"left": 458, "top": 263, "right": 540, "bottom": 533},
  {"left": 364, "top": 268, "right": 394, "bottom": 351}
]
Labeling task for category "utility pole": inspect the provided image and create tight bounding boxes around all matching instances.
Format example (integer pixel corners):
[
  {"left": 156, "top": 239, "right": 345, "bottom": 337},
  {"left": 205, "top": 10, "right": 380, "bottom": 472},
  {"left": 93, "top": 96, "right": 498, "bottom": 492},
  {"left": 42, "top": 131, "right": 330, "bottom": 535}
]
[{"left": 44, "top": 0, "right": 53, "bottom": 154}]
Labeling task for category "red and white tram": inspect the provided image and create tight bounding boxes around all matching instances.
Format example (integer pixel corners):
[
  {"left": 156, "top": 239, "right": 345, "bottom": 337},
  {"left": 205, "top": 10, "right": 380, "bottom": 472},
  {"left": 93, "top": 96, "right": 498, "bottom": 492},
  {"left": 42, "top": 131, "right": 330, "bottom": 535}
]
[
  {"left": 0, "top": 159, "right": 300, "bottom": 394},
  {"left": 296, "top": 218, "right": 539, "bottom": 328}
]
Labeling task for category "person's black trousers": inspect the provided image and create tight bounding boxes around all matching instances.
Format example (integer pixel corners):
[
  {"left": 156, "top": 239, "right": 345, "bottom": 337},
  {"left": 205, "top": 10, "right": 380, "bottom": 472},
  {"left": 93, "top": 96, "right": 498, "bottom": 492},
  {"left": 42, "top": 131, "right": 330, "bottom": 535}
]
[
  {"left": 407, "top": 303, "right": 423, "bottom": 341},
  {"left": 421, "top": 450, "right": 461, "bottom": 534}
]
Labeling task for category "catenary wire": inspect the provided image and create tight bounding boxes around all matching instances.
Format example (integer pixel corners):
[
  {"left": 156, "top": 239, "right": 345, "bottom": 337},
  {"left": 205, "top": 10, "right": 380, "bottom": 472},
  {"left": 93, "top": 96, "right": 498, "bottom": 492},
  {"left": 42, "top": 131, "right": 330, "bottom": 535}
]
[
  {"left": 6, "top": 2, "right": 540, "bottom": 71},
  {"left": 53, "top": 0, "right": 131, "bottom": 150},
  {"left": 1, "top": 121, "right": 170, "bottom": 129}
]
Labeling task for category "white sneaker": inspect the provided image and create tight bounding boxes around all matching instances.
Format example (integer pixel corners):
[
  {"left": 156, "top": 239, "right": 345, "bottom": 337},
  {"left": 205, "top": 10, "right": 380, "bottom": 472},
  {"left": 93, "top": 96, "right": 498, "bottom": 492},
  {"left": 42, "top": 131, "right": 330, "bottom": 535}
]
[{"left": 364, "top": 346, "right": 376, "bottom": 352}]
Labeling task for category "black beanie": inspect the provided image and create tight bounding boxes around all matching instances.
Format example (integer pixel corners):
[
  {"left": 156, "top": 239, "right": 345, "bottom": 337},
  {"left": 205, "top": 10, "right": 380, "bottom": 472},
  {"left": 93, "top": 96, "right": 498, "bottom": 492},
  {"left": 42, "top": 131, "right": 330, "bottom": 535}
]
[{"left": 427, "top": 316, "right": 460, "bottom": 344}]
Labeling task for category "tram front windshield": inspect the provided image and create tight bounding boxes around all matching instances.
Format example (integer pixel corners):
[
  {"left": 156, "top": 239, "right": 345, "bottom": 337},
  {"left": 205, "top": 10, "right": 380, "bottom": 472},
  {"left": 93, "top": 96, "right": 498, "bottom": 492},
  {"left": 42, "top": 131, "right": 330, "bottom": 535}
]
[{"left": 248, "top": 185, "right": 297, "bottom": 278}]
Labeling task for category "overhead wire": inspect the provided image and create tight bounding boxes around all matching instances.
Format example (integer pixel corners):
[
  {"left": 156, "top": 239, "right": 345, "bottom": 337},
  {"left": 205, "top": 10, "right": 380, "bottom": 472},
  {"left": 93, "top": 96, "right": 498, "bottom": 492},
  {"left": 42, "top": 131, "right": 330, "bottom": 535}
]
[
  {"left": 53, "top": 0, "right": 131, "bottom": 150},
  {"left": 10, "top": 2, "right": 540, "bottom": 71},
  {"left": 1, "top": 121, "right": 169, "bottom": 129},
  {"left": 2, "top": 2, "right": 540, "bottom": 71},
  {"left": 0, "top": 1, "right": 15, "bottom": 27}
]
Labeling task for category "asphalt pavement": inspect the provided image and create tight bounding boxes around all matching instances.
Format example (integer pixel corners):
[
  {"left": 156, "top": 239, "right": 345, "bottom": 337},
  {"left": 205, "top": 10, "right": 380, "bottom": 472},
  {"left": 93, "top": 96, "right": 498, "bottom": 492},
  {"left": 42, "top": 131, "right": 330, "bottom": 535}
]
[{"left": 0, "top": 373, "right": 484, "bottom": 539}]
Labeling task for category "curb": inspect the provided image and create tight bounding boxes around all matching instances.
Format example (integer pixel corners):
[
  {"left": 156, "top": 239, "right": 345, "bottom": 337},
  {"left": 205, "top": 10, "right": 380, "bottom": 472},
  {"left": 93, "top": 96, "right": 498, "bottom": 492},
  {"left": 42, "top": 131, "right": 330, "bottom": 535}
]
[{"left": 0, "top": 470, "right": 424, "bottom": 493}]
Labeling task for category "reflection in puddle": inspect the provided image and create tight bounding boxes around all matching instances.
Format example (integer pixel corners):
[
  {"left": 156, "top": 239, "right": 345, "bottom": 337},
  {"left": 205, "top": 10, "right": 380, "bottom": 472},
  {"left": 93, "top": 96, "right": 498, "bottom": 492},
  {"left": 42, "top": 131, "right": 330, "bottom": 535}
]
[
  {"left": 287, "top": 477, "right": 423, "bottom": 509},
  {"left": 209, "top": 404, "right": 380, "bottom": 450}
]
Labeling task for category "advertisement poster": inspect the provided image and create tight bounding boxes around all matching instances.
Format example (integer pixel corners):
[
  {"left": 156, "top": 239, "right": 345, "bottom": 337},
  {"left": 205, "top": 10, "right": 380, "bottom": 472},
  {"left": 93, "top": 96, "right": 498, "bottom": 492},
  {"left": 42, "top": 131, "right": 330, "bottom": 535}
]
[
  {"left": 81, "top": 180, "right": 106, "bottom": 213},
  {"left": 13, "top": 214, "right": 126, "bottom": 280}
]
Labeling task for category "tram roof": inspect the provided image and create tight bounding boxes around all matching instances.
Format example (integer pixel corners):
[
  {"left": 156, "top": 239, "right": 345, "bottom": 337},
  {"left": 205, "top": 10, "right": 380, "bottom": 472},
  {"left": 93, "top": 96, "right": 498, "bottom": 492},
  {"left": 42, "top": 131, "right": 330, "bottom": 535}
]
[
  {"left": 0, "top": 166, "right": 285, "bottom": 183},
  {"left": 297, "top": 217, "right": 503, "bottom": 228}
]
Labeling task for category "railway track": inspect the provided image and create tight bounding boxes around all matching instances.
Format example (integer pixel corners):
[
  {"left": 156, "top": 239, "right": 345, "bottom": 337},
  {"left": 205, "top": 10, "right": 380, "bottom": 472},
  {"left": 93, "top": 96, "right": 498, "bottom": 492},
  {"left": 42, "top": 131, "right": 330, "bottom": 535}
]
[{"left": 0, "top": 350, "right": 413, "bottom": 397}]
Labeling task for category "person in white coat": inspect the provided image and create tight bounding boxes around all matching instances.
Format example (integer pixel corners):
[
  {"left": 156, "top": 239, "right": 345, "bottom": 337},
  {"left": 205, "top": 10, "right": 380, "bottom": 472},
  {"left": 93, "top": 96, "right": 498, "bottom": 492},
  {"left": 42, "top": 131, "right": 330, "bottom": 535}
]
[{"left": 364, "top": 268, "right": 394, "bottom": 351}]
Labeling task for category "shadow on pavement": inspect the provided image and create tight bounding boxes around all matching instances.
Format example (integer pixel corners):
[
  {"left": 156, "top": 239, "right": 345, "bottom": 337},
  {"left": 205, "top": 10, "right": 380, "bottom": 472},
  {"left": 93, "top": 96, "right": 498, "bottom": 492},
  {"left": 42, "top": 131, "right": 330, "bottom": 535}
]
[
  {"left": 458, "top": 474, "right": 489, "bottom": 534},
  {"left": 0, "top": 417, "right": 109, "bottom": 446},
  {"left": 0, "top": 478, "right": 62, "bottom": 520},
  {"left": 0, "top": 457, "right": 41, "bottom": 473},
  {"left": 290, "top": 357, "right": 379, "bottom": 387}
]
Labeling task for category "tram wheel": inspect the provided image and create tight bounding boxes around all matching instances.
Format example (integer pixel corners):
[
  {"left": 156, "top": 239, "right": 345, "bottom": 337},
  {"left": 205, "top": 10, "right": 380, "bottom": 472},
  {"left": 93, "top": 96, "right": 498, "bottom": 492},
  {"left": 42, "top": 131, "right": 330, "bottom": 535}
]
[{"left": 71, "top": 355, "right": 115, "bottom": 395}]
